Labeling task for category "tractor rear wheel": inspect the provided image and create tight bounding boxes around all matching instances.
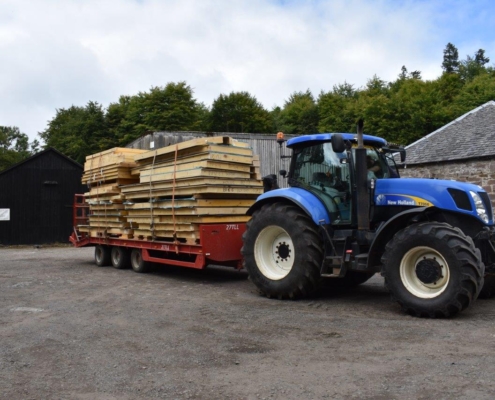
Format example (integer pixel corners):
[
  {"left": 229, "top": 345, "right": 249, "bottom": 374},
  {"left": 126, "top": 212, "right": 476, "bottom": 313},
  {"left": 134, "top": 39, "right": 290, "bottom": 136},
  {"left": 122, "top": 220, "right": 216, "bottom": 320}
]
[
  {"left": 381, "top": 222, "right": 484, "bottom": 318},
  {"left": 241, "top": 202, "right": 323, "bottom": 299},
  {"left": 95, "top": 245, "right": 111, "bottom": 267}
]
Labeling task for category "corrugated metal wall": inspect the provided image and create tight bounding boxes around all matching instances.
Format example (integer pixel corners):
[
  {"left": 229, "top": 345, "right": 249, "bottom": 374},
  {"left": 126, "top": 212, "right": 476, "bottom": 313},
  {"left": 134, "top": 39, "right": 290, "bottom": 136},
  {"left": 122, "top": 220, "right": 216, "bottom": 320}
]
[{"left": 126, "top": 131, "right": 296, "bottom": 187}]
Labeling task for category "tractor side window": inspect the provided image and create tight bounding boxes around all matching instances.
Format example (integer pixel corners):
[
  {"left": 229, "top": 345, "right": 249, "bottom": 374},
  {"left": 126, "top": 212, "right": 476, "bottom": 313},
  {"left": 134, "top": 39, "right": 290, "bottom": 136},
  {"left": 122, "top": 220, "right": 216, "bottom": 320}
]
[
  {"left": 365, "top": 148, "right": 390, "bottom": 179},
  {"left": 292, "top": 143, "right": 352, "bottom": 224}
]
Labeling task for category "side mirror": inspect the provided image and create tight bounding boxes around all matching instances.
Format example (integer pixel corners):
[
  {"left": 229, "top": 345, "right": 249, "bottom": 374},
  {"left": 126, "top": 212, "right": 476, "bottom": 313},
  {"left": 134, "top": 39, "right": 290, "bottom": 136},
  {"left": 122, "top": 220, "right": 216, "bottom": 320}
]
[
  {"left": 331, "top": 134, "right": 346, "bottom": 153},
  {"left": 279, "top": 169, "right": 287, "bottom": 178},
  {"left": 400, "top": 149, "right": 406, "bottom": 163}
]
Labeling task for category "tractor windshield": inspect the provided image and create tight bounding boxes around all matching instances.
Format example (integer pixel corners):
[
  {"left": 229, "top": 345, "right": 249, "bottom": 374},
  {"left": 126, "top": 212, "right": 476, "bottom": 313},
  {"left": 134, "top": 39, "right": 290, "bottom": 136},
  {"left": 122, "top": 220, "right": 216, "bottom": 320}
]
[{"left": 291, "top": 142, "right": 352, "bottom": 225}]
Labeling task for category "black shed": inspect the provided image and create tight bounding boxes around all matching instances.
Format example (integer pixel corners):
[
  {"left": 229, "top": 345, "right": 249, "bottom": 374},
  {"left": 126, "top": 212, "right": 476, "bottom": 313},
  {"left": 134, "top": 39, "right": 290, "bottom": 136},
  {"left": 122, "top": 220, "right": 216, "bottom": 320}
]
[{"left": 0, "top": 148, "right": 86, "bottom": 245}]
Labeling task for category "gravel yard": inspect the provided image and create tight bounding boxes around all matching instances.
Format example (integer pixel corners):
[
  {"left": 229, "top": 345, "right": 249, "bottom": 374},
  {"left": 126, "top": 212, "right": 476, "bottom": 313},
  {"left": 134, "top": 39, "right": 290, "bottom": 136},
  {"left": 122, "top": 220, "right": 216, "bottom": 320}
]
[{"left": 1, "top": 246, "right": 495, "bottom": 399}]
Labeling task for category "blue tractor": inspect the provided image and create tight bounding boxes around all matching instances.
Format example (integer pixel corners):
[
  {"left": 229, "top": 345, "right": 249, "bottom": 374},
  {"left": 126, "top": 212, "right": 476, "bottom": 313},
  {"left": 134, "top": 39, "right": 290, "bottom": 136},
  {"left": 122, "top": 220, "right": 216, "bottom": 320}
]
[{"left": 241, "top": 123, "right": 495, "bottom": 318}]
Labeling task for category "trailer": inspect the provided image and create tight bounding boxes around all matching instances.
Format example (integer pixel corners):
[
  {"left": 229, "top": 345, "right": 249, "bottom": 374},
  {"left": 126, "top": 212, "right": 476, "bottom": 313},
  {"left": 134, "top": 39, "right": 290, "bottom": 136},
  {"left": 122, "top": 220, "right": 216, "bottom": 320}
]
[{"left": 70, "top": 194, "right": 246, "bottom": 272}]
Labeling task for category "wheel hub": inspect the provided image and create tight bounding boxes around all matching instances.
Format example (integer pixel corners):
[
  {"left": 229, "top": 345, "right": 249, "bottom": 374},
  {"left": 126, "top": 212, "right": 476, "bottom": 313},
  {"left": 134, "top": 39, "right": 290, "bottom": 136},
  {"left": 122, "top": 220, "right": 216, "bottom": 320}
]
[
  {"left": 415, "top": 258, "right": 443, "bottom": 284},
  {"left": 276, "top": 242, "right": 291, "bottom": 261}
]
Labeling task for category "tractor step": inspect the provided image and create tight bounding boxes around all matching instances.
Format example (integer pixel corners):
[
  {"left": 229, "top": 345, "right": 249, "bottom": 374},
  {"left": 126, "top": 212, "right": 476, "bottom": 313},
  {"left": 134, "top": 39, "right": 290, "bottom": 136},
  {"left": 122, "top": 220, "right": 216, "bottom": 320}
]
[{"left": 321, "top": 256, "right": 345, "bottom": 277}]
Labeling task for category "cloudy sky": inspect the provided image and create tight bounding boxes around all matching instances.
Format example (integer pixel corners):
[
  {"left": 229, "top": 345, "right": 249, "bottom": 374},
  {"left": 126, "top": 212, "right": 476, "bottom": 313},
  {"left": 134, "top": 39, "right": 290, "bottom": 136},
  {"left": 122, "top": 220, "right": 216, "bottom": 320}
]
[{"left": 1, "top": 0, "right": 494, "bottom": 143}]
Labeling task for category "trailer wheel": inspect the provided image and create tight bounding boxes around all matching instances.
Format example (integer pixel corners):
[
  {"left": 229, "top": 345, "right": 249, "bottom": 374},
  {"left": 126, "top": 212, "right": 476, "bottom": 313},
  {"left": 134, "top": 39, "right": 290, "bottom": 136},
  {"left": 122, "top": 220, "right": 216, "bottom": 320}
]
[
  {"left": 479, "top": 274, "right": 495, "bottom": 299},
  {"left": 241, "top": 202, "right": 322, "bottom": 299},
  {"left": 381, "top": 222, "right": 484, "bottom": 318},
  {"left": 111, "top": 247, "right": 131, "bottom": 269},
  {"left": 95, "top": 245, "right": 111, "bottom": 267},
  {"left": 130, "top": 249, "right": 151, "bottom": 273}
]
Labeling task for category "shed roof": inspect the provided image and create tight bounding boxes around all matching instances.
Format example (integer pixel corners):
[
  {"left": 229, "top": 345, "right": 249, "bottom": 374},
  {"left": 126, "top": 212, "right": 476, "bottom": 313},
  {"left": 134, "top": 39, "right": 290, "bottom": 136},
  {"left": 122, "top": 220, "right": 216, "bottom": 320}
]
[
  {"left": 404, "top": 100, "right": 495, "bottom": 165},
  {"left": 0, "top": 147, "right": 82, "bottom": 177}
]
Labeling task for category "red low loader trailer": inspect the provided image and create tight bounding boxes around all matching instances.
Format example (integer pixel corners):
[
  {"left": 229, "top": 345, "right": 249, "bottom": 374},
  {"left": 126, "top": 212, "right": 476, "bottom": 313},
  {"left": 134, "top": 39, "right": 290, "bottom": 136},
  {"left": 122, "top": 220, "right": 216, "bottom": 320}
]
[{"left": 69, "top": 195, "right": 246, "bottom": 272}]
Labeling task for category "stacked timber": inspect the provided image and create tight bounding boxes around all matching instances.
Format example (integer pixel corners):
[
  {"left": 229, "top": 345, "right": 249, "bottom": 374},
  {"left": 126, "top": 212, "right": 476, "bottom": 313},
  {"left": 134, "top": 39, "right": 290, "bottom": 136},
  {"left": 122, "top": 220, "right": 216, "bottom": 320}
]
[
  {"left": 80, "top": 147, "right": 147, "bottom": 238},
  {"left": 121, "top": 136, "right": 263, "bottom": 243}
]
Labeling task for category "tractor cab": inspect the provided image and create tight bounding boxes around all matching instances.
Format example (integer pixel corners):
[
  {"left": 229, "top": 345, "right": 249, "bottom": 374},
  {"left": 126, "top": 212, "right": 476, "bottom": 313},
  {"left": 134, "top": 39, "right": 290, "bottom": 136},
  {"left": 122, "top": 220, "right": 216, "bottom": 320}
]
[{"left": 286, "top": 133, "right": 403, "bottom": 226}]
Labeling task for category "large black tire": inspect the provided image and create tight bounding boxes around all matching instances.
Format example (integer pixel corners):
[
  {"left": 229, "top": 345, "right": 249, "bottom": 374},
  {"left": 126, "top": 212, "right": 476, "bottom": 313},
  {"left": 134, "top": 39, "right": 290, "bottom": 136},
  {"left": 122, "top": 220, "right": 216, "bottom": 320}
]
[
  {"left": 241, "top": 202, "right": 323, "bottom": 299},
  {"left": 479, "top": 274, "right": 495, "bottom": 299},
  {"left": 381, "top": 222, "right": 484, "bottom": 318},
  {"left": 130, "top": 249, "right": 151, "bottom": 273},
  {"left": 322, "top": 272, "right": 375, "bottom": 289},
  {"left": 95, "top": 245, "right": 111, "bottom": 267},
  {"left": 111, "top": 247, "right": 131, "bottom": 269}
]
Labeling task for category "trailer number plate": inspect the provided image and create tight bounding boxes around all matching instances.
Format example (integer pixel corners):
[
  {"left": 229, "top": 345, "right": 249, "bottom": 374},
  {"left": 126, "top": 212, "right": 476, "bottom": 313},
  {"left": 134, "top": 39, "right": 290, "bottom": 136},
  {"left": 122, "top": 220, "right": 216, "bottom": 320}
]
[{"left": 226, "top": 224, "right": 239, "bottom": 231}]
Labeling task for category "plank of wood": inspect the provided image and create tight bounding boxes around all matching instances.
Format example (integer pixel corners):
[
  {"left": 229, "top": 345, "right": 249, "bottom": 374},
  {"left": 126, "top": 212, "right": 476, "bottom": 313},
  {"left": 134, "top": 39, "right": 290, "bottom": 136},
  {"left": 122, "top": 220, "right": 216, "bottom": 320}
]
[
  {"left": 140, "top": 168, "right": 251, "bottom": 184},
  {"left": 127, "top": 215, "right": 251, "bottom": 224},
  {"left": 85, "top": 147, "right": 146, "bottom": 161},
  {"left": 134, "top": 152, "right": 254, "bottom": 172},
  {"left": 122, "top": 177, "right": 263, "bottom": 192},
  {"left": 134, "top": 137, "right": 251, "bottom": 162},
  {"left": 121, "top": 185, "right": 263, "bottom": 200},
  {"left": 88, "top": 222, "right": 132, "bottom": 228},
  {"left": 139, "top": 159, "right": 252, "bottom": 176},
  {"left": 125, "top": 198, "right": 255, "bottom": 208},
  {"left": 126, "top": 206, "right": 248, "bottom": 216}
]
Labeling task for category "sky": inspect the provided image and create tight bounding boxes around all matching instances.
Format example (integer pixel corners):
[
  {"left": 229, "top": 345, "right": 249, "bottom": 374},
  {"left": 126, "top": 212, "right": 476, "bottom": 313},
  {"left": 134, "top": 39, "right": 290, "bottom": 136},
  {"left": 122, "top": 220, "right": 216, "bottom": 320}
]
[{"left": 1, "top": 0, "right": 494, "bottom": 143}]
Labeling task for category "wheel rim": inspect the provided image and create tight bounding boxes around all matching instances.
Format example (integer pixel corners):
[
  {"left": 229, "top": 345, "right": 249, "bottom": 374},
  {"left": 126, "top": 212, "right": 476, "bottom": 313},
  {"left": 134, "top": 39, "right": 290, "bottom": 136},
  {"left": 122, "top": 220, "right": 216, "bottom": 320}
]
[
  {"left": 95, "top": 247, "right": 103, "bottom": 263},
  {"left": 254, "top": 225, "right": 294, "bottom": 280},
  {"left": 112, "top": 250, "right": 120, "bottom": 265},
  {"left": 400, "top": 246, "right": 450, "bottom": 299},
  {"left": 131, "top": 250, "right": 141, "bottom": 269}
]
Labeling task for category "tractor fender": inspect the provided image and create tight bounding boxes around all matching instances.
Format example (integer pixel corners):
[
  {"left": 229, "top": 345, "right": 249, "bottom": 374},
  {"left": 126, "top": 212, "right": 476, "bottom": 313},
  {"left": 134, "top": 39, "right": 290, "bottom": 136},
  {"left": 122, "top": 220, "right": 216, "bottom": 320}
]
[
  {"left": 367, "top": 206, "right": 430, "bottom": 270},
  {"left": 247, "top": 187, "right": 330, "bottom": 225}
]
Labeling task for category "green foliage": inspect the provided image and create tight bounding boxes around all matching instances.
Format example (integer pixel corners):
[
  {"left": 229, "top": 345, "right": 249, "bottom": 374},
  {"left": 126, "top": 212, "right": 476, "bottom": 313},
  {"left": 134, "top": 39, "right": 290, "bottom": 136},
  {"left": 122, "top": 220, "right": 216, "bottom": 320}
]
[
  {"left": 276, "top": 90, "right": 319, "bottom": 135},
  {"left": 33, "top": 42, "right": 495, "bottom": 162},
  {"left": 0, "top": 126, "right": 38, "bottom": 171},
  {"left": 442, "top": 42, "right": 460, "bottom": 73},
  {"left": 39, "top": 101, "right": 112, "bottom": 164},
  {"left": 453, "top": 73, "right": 495, "bottom": 112},
  {"left": 208, "top": 91, "right": 272, "bottom": 133},
  {"left": 110, "top": 82, "right": 203, "bottom": 145}
]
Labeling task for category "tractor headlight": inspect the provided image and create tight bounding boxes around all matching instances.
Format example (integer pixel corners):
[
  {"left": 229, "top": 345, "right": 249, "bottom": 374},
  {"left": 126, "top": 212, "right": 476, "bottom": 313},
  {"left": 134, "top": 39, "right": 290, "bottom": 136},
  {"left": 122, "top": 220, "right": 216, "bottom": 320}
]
[{"left": 470, "top": 191, "right": 489, "bottom": 223}]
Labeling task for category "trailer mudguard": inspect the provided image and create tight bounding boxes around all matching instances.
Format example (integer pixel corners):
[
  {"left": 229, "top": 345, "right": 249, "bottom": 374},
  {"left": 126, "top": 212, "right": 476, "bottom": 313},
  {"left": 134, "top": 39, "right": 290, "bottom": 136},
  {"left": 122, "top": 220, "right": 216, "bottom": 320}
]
[{"left": 247, "top": 187, "right": 331, "bottom": 225}]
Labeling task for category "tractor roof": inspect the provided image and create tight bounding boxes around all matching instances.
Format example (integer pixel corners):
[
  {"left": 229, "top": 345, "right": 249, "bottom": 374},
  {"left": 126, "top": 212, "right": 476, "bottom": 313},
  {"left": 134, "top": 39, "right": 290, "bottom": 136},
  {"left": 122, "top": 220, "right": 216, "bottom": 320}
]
[{"left": 286, "top": 133, "right": 387, "bottom": 148}]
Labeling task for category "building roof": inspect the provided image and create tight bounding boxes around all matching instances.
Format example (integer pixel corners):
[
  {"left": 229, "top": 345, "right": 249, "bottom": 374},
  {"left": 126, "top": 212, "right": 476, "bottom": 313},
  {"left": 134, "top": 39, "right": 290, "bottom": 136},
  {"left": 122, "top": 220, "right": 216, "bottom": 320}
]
[
  {"left": 404, "top": 100, "right": 495, "bottom": 165},
  {"left": 0, "top": 147, "right": 82, "bottom": 177}
]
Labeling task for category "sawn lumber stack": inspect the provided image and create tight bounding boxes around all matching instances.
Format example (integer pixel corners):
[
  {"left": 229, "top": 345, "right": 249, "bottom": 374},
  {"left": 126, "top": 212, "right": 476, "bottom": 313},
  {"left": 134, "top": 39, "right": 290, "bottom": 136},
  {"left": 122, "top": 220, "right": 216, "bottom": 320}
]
[{"left": 80, "top": 136, "right": 263, "bottom": 243}]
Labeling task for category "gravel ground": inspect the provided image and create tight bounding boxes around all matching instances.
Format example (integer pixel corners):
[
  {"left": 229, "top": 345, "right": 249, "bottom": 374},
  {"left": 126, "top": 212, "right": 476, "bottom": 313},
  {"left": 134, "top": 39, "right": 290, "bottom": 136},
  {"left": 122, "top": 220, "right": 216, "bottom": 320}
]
[{"left": 1, "top": 246, "right": 495, "bottom": 400}]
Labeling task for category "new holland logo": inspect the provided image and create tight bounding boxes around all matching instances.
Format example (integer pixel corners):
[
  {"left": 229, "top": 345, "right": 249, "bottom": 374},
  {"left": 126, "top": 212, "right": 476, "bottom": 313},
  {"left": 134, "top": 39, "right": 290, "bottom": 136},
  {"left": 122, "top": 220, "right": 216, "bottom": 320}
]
[{"left": 375, "top": 195, "right": 433, "bottom": 207}]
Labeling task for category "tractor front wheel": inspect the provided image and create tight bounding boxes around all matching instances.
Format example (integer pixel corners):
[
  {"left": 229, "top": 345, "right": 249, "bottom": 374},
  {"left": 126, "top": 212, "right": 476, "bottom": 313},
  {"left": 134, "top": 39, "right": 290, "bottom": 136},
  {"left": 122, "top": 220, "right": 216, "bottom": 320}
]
[
  {"left": 381, "top": 222, "right": 484, "bottom": 318},
  {"left": 241, "top": 202, "right": 323, "bottom": 299}
]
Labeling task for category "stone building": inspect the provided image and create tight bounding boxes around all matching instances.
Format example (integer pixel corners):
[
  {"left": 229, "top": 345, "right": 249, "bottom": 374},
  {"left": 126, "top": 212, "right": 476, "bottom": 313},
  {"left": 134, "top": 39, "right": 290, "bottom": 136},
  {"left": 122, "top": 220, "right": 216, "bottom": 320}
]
[{"left": 401, "top": 100, "right": 495, "bottom": 204}]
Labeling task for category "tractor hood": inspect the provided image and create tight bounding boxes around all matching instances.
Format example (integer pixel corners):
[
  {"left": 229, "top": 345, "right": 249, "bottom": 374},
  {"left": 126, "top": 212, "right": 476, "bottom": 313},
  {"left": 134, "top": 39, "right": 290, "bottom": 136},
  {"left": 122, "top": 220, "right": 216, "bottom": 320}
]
[{"left": 374, "top": 178, "right": 493, "bottom": 225}]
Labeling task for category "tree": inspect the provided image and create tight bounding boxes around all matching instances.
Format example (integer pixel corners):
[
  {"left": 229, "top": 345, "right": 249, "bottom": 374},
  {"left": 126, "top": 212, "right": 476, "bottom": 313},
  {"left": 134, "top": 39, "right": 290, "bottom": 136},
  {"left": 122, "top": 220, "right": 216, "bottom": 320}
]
[
  {"left": 318, "top": 91, "right": 357, "bottom": 133},
  {"left": 39, "top": 101, "right": 113, "bottom": 164},
  {"left": 442, "top": 42, "right": 460, "bottom": 73},
  {"left": 107, "top": 82, "right": 204, "bottom": 145},
  {"left": 276, "top": 90, "right": 319, "bottom": 135},
  {"left": 453, "top": 73, "right": 495, "bottom": 112},
  {"left": 474, "top": 49, "right": 490, "bottom": 66},
  {"left": 208, "top": 91, "right": 272, "bottom": 133},
  {"left": 0, "top": 126, "right": 38, "bottom": 171}
]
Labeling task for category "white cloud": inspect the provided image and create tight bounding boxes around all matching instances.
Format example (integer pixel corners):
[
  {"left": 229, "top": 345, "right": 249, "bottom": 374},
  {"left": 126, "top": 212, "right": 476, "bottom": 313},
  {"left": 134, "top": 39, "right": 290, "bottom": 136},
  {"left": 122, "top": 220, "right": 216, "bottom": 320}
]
[{"left": 0, "top": 0, "right": 493, "bottom": 142}]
